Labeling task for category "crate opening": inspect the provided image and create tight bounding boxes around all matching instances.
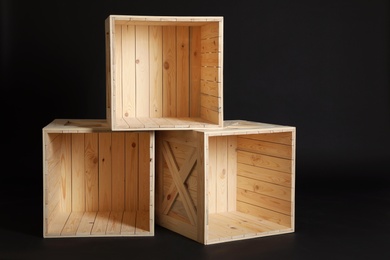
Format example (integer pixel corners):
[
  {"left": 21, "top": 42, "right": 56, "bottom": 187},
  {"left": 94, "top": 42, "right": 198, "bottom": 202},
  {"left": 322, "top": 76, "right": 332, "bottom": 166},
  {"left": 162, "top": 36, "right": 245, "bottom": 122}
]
[
  {"left": 44, "top": 131, "right": 152, "bottom": 237},
  {"left": 206, "top": 132, "right": 294, "bottom": 243},
  {"left": 106, "top": 16, "right": 223, "bottom": 130}
]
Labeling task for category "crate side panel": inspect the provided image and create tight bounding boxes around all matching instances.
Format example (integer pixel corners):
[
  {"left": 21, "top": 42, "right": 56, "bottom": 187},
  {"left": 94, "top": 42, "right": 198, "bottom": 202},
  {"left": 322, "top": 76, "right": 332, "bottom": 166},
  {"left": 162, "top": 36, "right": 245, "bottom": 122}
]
[{"left": 176, "top": 26, "right": 190, "bottom": 117}]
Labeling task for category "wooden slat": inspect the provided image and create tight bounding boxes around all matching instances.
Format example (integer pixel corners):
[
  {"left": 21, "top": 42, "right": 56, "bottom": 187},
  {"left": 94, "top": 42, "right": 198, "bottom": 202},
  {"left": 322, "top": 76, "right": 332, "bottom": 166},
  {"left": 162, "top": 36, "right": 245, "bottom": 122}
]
[
  {"left": 138, "top": 132, "right": 150, "bottom": 211},
  {"left": 207, "top": 136, "right": 217, "bottom": 214},
  {"left": 71, "top": 134, "right": 85, "bottom": 212},
  {"left": 46, "top": 212, "right": 70, "bottom": 236},
  {"left": 201, "top": 23, "right": 220, "bottom": 39},
  {"left": 200, "top": 80, "right": 219, "bottom": 97},
  {"left": 201, "top": 37, "right": 219, "bottom": 53},
  {"left": 149, "top": 25, "right": 163, "bottom": 117},
  {"left": 237, "top": 188, "right": 291, "bottom": 215},
  {"left": 61, "top": 212, "right": 83, "bottom": 236},
  {"left": 114, "top": 24, "right": 124, "bottom": 120},
  {"left": 135, "top": 25, "right": 150, "bottom": 117},
  {"left": 136, "top": 210, "right": 150, "bottom": 233},
  {"left": 106, "top": 211, "right": 124, "bottom": 235},
  {"left": 236, "top": 201, "right": 291, "bottom": 227},
  {"left": 125, "top": 133, "right": 139, "bottom": 211},
  {"left": 176, "top": 26, "right": 190, "bottom": 117},
  {"left": 237, "top": 137, "right": 292, "bottom": 159},
  {"left": 196, "top": 132, "right": 205, "bottom": 243},
  {"left": 237, "top": 150, "right": 291, "bottom": 174},
  {"left": 216, "top": 136, "right": 228, "bottom": 213},
  {"left": 243, "top": 132, "right": 293, "bottom": 145},
  {"left": 201, "top": 67, "right": 219, "bottom": 82},
  {"left": 227, "top": 136, "right": 237, "bottom": 211},
  {"left": 190, "top": 26, "right": 201, "bottom": 117},
  {"left": 200, "top": 106, "right": 219, "bottom": 124},
  {"left": 237, "top": 163, "right": 291, "bottom": 188},
  {"left": 121, "top": 24, "right": 136, "bottom": 118},
  {"left": 61, "top": 134, "right": 72, "bottom": 212},
  {"left": 237, "top": 175, "right": 291, "bottom": 201},
  {"left": 201, "top": 52, "right": 219, "bottom": 67},
  {"left": 99, "top": 133, "right": 112, "bottom": 211},
  {"left": 112, "top": 133, "right": 125, "bottom": 211},
  {"left": 76, "top": 212, "right": 97, "bottom": 235},
  {"left": 162, "top": 26, "right": 177, "bottom": 117},
  {"left": 85, "top": 133, "right": 99, "bottom": 211},
  {"left": 123, "top": 117, "right": 144, "bottom": 128},
  {"left": 121, "top": 211, "right": 137, "bottom": 235},
  {"left": 91, "top": 211, "right": 110, "bottom": 235},
  {"left": 200, "top": 94, "right": 219, "bottom": 111},
  {"left": 162, "top": 141, "right": 197, "bottom": 225}
]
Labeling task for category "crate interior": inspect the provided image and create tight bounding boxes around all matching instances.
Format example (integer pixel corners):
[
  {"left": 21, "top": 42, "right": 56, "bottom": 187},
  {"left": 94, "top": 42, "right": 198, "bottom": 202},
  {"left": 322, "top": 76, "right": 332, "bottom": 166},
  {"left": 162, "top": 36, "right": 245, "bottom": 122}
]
[
  {"left": 44, "top": 131, "right": 153, "bottom": 237},
  {"left": 107, "top": 16, "right": 223, "bottom": 130},
  {"left": 206, "top": 131, "right": 294, "bottom": 243}
]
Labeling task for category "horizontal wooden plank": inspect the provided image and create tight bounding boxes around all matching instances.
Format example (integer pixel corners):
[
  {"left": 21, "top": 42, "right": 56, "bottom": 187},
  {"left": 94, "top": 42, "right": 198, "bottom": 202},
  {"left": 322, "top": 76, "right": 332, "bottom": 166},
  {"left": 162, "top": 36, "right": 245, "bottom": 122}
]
[
  {"left": 237, "top": 151, "right": 292, "bottom": 174},
  {"left": 237, "top": 163, "right": 291, "bottom": 187},
  {"left": 237, "top": 188, "right": 291, "bottom": 215},
  {"left": 237, "top": 137, "right": 292, "bottom": 159},
  {"left": 201, "top": 38, "right": 220, "bottom": 53},
  {"left": 201, "top": 80, "right": 220, "bottom": 97},
  {"left": 237, "top": 175, "right": 291, "bottom": 201},
  {"left": 201, "top": 23, "right": 220, "bottom": 39},
  {"left": 201, "top": 67, "right": 220, "bottom": 82},
  {"left": 243, "top": 132, "right": 293, "bottom": 145},
  {"left": 236, "top": 201, "right": 291, "bottom": 227}
]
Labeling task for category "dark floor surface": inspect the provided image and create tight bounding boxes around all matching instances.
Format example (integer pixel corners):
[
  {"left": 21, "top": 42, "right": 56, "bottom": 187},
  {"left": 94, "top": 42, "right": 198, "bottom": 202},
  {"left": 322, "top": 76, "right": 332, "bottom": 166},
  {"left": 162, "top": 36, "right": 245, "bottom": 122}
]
[{"left": 1, "top": 173, "right": 389, "bottom": 260}]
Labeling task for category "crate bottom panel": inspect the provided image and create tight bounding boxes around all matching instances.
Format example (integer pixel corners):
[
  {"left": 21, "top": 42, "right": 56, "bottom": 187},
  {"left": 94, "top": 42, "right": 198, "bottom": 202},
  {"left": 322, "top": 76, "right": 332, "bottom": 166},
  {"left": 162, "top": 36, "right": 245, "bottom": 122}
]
[
  {"left": 115, "top": 117, "right": 220, "bottom": 130},
  {"left": 207, "top": 211, "right": 293, "bottom": 245},
  {"left": 45, "top": 210, "right": 152, "bottom": 238}
]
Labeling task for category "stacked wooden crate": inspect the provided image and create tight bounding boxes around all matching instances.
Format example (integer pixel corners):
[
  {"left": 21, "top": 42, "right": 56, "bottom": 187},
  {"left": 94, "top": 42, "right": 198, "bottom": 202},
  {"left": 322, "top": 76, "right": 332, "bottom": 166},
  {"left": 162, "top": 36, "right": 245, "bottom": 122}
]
[{"left": 42, "top": 15, "right": 296, "bottom": 244}]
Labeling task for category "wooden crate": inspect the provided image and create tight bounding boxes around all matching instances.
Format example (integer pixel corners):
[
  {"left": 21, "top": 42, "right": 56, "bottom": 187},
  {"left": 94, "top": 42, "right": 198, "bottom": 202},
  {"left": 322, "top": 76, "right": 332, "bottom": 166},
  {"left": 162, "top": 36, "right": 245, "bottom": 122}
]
[
  {"left": 155, "top": 120, "right": 296, "bottom": 244},
  {"left": 105, "top": 15, "right": 223, "bottom": 130},
  {"left": 42, "top": 119, "right": 154, "bottom": 237}
]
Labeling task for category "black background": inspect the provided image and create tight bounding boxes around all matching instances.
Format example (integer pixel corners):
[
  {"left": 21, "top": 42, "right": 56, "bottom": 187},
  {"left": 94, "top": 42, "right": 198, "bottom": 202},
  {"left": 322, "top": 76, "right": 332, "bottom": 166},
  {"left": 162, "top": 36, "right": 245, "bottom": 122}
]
[{"left": 1, "top": 0, "right": 389, "bottom": 259}]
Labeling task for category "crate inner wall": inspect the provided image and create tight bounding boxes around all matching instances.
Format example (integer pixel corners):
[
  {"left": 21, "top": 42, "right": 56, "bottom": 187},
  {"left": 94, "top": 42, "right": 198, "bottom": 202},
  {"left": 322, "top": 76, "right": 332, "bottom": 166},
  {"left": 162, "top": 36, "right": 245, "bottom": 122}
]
[
  {"left": 106, "top": 16, "right": 223, "bottom": 130},
  {"left": 44, "top": 131, "right": 153, "bottom": 237},
  {"left": 206, "top": 131, "right": 294, "bottom": 244}
]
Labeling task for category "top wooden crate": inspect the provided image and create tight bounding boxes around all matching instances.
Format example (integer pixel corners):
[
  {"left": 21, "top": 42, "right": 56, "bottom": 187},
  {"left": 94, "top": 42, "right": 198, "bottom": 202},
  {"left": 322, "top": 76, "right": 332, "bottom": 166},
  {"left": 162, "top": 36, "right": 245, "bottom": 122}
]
[{"left": 105, "top": 15, "right": 224, "bottom": 131}]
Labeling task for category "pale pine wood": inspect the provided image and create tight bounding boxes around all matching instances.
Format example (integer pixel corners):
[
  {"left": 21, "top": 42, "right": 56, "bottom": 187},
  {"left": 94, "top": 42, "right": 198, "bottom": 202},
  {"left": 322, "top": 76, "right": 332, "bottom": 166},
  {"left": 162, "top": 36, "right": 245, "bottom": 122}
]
[
  {"left": 162, "top": 26, "right": 177, "bottom": 117},
  {"left": 61, "top": 212, "right": 84, "bottom": 236},
  {"left": 177, "top": 26, "right": 190, "bottom": 117},
  {"left": 149, "top": 26, "right": 163, "bottom": 117},
  {"left": 154, "top": 121, "right": 295, "bottom": 244},
  {"left": 237, "top": 150, "right": 292, "bottom": 173},
  {"left": 91, "top": 211, "right": 111, "bottom": 235},
  {"left": 227, "top": 136, "right": 237, "bottom": 211},
  {"left": 200, "top": 94, "right": 219, "bottom": 111},
  {"left": 135, "top": 25, "right": 150, "bottom": 117},
  {"left": 237, "top": 136, "right": 292, "bottom": 159},
  {"left": 216, "top": 136, "right": 228, "bottom": 213},
  {"left": 85, "top": 133, "right": 99, "bottom": 212},
  {"left": 76, "top": 212, "right": 97, "bottom": 235},
  {"left": 207, "top": 137, "right": 217, "bottom": 214},
  {"left": 237, "top": 163, "right": 292, "bottom": 188},
  {"left": 125, "top": 133, "right": 139, "bottom": 211},
  {"left": 138, "top": 132, "right": 150, "bottom": 211},
  {"left": 98, "top": 133, "right": 112, "bottom": 211},
  {"left": 71, "top": 134, "right": 85, "bottom": 212},
  {"left": 112, "top": 133, "right": 125, "bottom": 211},
  {"left": 200, "top": 80, "right": 219, "bottom": 97},
  {"left": 237, "top": 175, "right": 291, "bottom": 201},
  {"left": 121, "top": 211, "right": 136, "bottom": 235},
  {"left": 121, "top": 24, "right": 136, "bottom": 119},
  {"left": 190, "top": 27, "right": 201, "bottom": 117},
  {"left": 107, "top": 15, "right": 223, "bottom": 130},
  {"left": 43, "top": 120, "right": 154, "bottom": 238}
]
